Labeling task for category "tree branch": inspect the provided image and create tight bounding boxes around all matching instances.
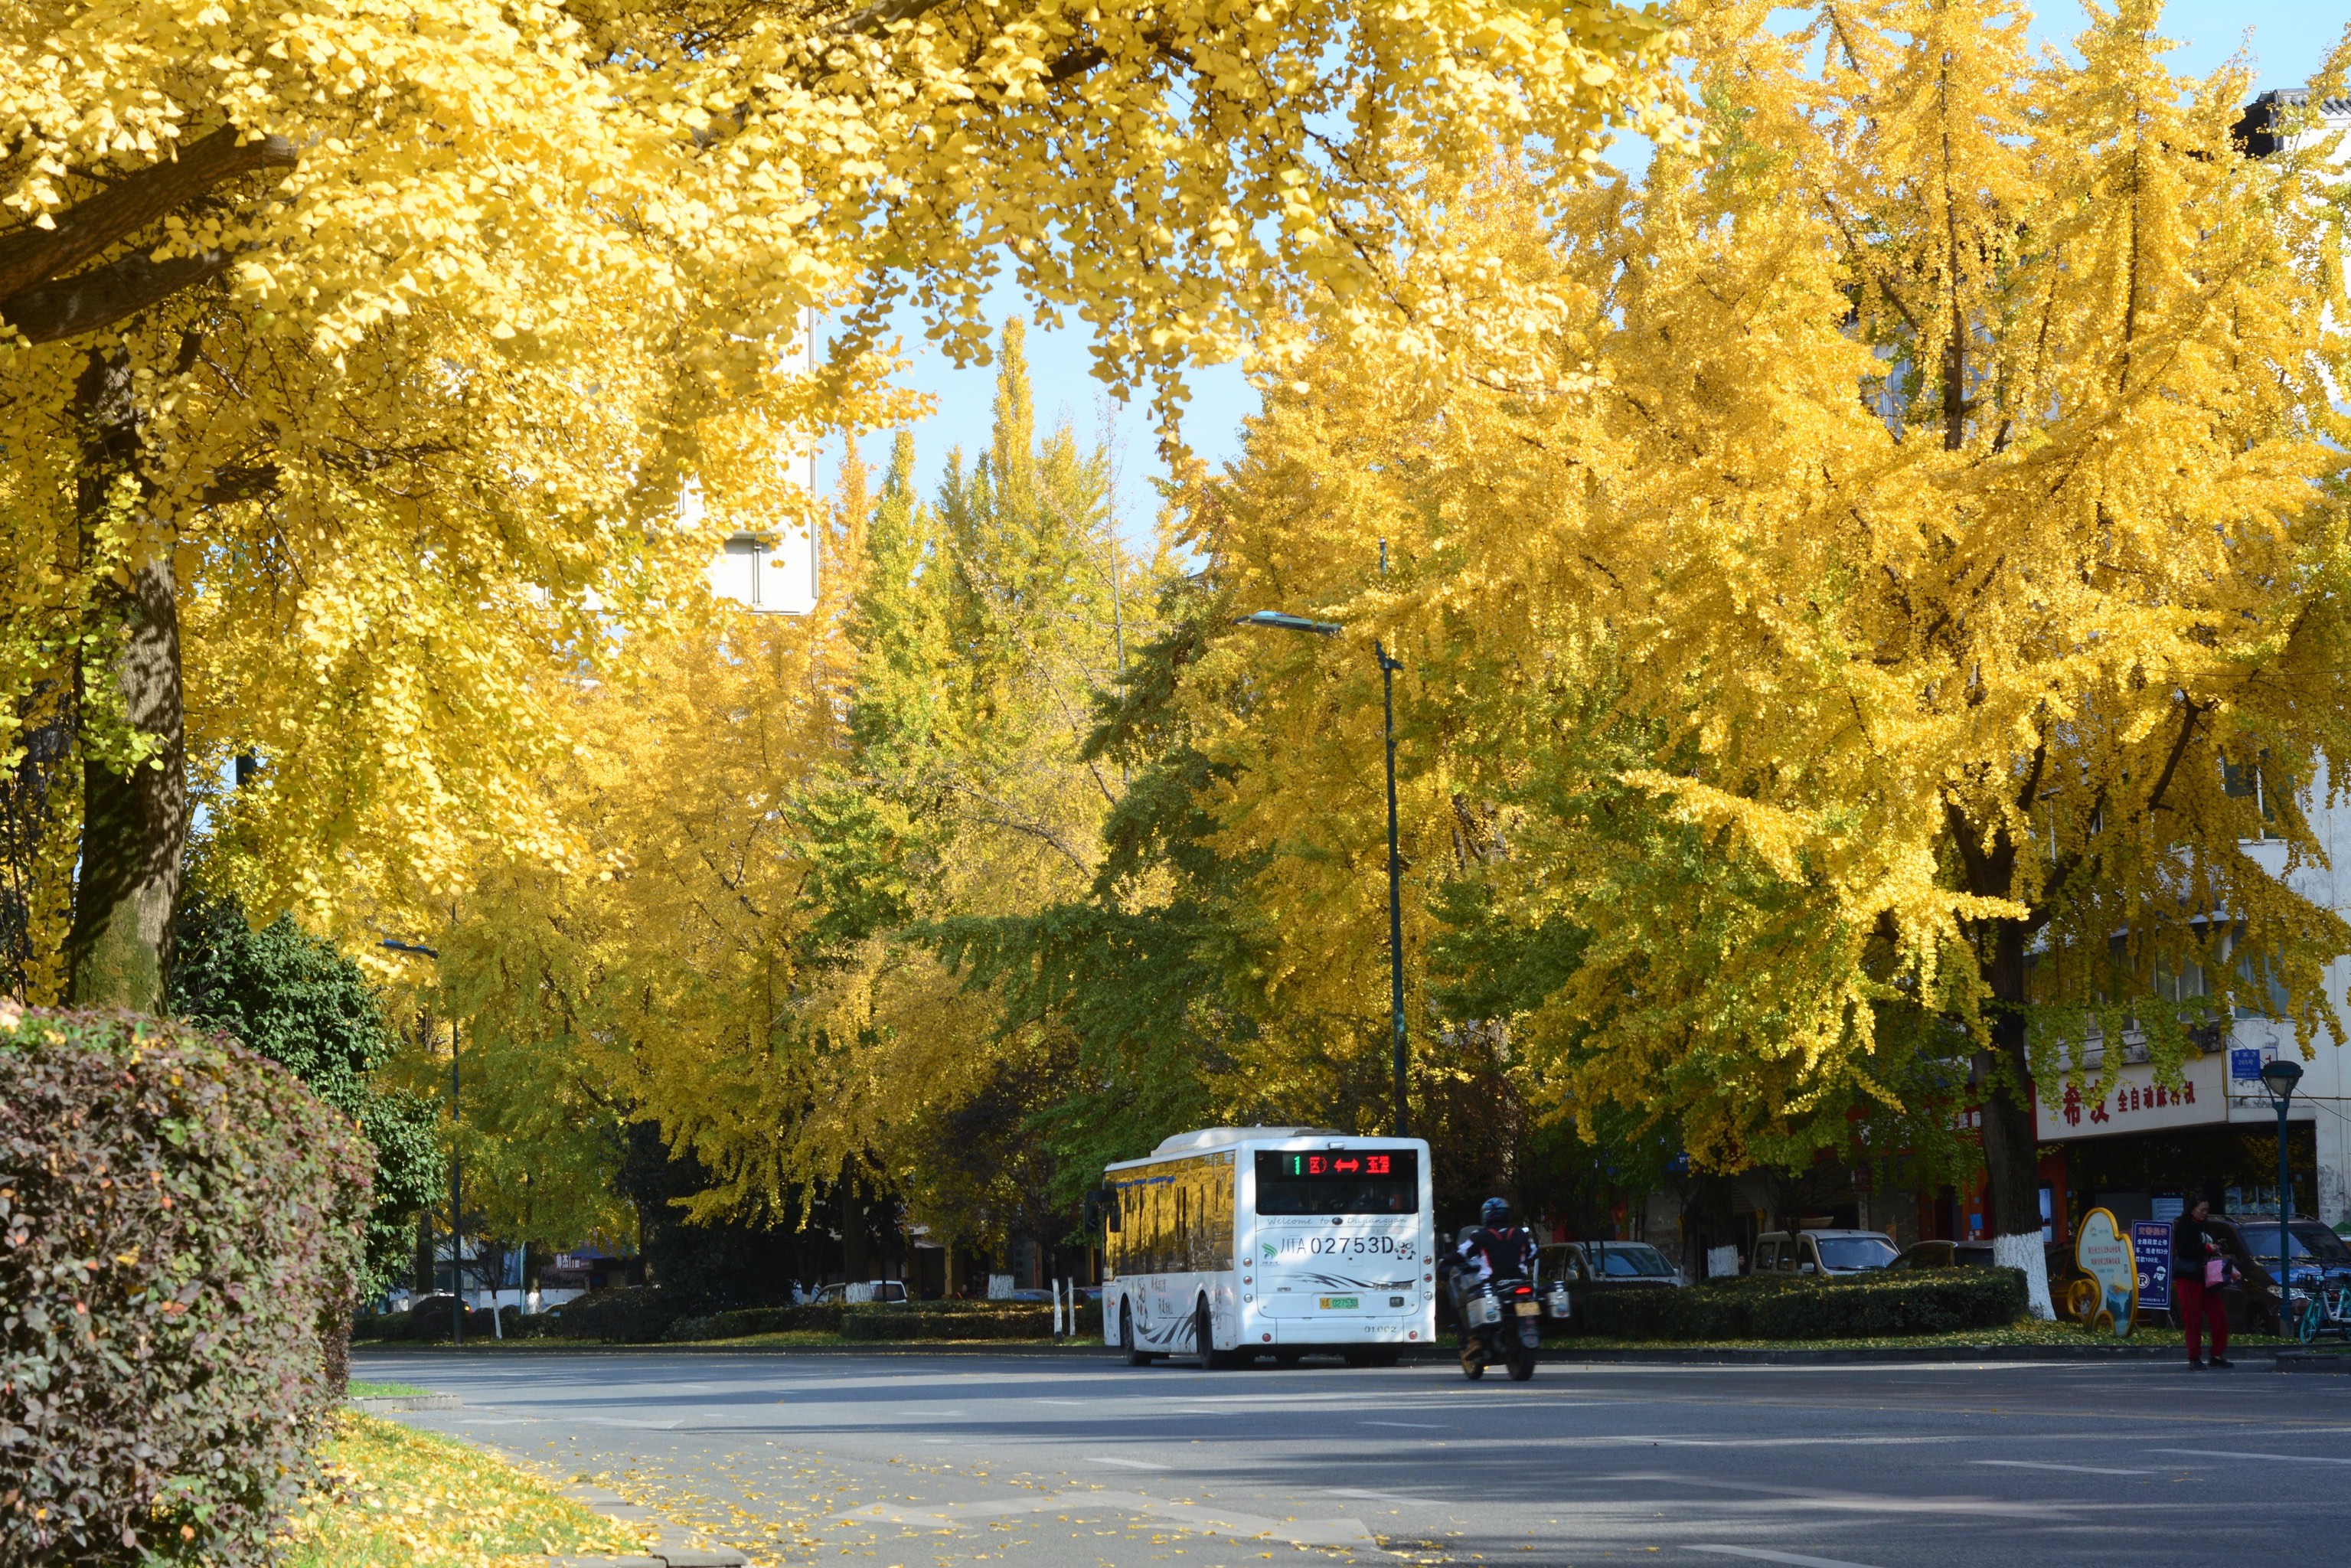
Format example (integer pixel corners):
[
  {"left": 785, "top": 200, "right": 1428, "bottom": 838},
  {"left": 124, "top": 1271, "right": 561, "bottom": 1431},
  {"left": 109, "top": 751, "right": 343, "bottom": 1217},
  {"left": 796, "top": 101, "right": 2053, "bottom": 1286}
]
[
  {"left": 0, "top": 126, "right": 294, "bottom": 301},
  {"left": 2, "top": 248, "right": 240, "bottom": 345}
]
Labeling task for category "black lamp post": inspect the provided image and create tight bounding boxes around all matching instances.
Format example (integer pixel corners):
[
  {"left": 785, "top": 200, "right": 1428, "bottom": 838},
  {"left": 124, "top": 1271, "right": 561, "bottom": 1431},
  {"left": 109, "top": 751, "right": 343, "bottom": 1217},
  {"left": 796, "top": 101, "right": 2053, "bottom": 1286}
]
[
  {"left": 1233, "top": 554, "right": 1411, "bottom": 1139},
  {"left": 2259, "top": 1057, "right": 2304, "bottom": 1334},
  {"left": 382, "top": 937, "right": 461, "bottom": 1345}
]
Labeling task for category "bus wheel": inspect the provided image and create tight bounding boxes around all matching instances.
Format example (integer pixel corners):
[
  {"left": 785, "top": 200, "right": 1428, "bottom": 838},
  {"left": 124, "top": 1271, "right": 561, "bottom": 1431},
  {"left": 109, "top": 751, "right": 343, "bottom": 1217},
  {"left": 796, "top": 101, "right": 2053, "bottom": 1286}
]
[
  {"left": 1193, "top": 1299, "right": 1230, "bottom": 1369},
  {"left": 1123, "top": 1300, "right": 1155, "bottom": 1367}
]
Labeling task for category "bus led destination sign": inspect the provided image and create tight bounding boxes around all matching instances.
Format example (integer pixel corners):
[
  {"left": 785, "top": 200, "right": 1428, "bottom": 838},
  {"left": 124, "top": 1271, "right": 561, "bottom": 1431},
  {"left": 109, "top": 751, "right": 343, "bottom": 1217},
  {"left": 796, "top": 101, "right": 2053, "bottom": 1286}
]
[
  {"left": 1253, "top": 1150, "right": 1419, "bottom": 1216},
  {"left": 1278, "top": 1153, "right": 1394, "bottom": 1178}
]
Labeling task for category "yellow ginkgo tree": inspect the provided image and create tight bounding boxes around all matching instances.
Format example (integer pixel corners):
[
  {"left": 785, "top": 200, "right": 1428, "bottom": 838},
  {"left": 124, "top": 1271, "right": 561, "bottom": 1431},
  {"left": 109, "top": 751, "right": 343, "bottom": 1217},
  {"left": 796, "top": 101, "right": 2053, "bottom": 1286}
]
[
  {"left": 1184, "top": 0, "right": 2351, "bottom": 1315},
  {"left": 0, "top": 0, "right": 1692, "bottom": 1011}
]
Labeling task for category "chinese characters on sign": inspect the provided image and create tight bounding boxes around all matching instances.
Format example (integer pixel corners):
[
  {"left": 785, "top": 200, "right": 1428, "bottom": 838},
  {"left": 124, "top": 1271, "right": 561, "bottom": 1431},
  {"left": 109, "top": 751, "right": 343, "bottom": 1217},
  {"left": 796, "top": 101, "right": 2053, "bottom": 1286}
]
[
  {"left": 2131, "top": 1220, "right": 2173, "bottom": 1313},
  {"left": 2058, "top": 1078, "right": 2194, "bottom": 1129}
]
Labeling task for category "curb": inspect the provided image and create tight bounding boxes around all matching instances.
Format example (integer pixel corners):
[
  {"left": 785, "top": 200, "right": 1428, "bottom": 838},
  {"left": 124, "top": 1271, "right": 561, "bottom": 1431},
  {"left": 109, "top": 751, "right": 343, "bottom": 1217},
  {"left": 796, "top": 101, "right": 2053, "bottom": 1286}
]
[
  {"left": 1524, "top": 1344, "right": 2235, "bottom": 1365},
  {"left": 358, "top": 1339, "right": 1109, "bottom": 1357},
  {"left": 348, "top": 1393, "right": 462, "bottom": 1412},
  {"left": 2274, "top": 1351, "right": 2351, "bottom": 1374},
  {"left": 549, "top": 1484, "right": 746, "bottom": 1568},
  {"left": 358, "top": 1339, "right": 2311, "bottom": 1367}
]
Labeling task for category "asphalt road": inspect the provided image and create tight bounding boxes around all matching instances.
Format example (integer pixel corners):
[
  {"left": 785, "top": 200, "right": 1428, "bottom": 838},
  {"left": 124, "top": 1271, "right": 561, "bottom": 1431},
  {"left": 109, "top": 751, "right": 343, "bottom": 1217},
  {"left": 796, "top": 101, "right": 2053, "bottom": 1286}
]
[{"left": 356, "top": 1347, "right": 2351, "bottom": 1567}]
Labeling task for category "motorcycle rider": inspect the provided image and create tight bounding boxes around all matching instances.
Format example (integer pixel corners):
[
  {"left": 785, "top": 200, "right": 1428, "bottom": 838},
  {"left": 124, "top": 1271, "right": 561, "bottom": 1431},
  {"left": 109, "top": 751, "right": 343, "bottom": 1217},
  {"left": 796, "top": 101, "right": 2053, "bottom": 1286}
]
[
  {"left": 1458, "top": 1196, "right": 1538, "bottom": 1284},
  {"left": 1451, "top": 1197, "right": 1539, "bottom": 1359}
]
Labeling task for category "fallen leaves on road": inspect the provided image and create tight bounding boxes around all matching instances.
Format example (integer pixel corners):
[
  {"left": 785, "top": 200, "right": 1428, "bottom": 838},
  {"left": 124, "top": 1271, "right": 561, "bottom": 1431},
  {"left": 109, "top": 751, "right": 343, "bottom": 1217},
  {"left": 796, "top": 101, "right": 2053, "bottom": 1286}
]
[{"left": 279, "top": 1412, "right": 646, "bottom": 1566}]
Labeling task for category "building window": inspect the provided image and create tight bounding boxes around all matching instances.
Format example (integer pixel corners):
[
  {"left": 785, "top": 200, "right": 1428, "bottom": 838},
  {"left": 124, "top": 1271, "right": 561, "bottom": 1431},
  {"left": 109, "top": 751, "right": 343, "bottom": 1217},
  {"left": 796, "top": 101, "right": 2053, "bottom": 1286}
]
[{"left": 2221, "top": 756, "right": 2280, "bottom": 841}]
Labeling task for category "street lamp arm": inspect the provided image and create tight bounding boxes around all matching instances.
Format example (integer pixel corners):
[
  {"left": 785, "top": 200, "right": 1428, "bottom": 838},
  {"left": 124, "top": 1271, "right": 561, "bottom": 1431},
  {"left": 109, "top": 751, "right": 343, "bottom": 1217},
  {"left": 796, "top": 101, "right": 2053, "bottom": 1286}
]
[{"left": 1233, "top": 610, "right": 1344, "bottom": 637}]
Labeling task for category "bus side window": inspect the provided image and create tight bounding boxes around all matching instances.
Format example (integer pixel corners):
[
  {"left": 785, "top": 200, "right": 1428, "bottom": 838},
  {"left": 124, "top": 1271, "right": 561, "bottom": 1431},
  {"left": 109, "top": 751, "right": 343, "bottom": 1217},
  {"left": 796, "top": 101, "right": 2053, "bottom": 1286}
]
[
  {"left": 1173, "top": 1175, "right": 1190, "bottom": 1274},
  {"left": 1149, "top": 1178, "right": 1168, "bottom": 1275},
  {"left": 1208, "top": 1158, "right": 1234, "bottom": 1269}
]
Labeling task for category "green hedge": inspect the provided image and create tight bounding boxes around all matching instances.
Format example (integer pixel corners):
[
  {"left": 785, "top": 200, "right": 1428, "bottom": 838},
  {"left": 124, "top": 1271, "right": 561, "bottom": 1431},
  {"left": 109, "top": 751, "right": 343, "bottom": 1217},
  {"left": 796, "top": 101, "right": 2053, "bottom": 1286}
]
[
  {"left": 659, "top": 1296, "right": 1102, "bottom": 1343},
  {"left": 550, "top": 1284, "right": 684, "bottom": 1343},
  {"left": 1570, "top": 1268, "right": 2029, "bottom": 1341},
  {"left": 0, "top": 1008, "right": 371, "bottom": 1566},
  {"left": 534, "top": 1289, "right": 1106, "bottom": 1344},
  {"left": 838, "top": 1302, "right": 1102, "bottom": 1341}
]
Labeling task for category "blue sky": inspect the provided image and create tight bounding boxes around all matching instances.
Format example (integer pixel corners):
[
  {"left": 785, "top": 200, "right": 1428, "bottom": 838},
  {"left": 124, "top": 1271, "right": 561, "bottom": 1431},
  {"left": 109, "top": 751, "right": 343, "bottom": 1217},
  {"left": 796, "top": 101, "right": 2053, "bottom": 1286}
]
[{"left": 828, "top": 1, "right": 2344, "bottom": 537}]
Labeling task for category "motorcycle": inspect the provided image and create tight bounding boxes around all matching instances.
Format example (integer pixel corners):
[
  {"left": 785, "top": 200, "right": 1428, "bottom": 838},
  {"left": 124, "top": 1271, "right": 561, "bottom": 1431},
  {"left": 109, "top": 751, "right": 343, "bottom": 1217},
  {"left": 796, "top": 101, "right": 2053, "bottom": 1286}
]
[{"left": 1458, "top": 1274, "right": 1542, "bottom": 1381}]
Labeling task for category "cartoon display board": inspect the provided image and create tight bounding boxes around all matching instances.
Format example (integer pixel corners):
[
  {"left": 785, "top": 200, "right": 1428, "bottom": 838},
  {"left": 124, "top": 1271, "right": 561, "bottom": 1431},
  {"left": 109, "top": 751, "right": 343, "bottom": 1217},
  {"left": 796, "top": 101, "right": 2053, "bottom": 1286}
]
[{"left": 2075, "top": 1207, "right": 2138, "bottom": 1336}]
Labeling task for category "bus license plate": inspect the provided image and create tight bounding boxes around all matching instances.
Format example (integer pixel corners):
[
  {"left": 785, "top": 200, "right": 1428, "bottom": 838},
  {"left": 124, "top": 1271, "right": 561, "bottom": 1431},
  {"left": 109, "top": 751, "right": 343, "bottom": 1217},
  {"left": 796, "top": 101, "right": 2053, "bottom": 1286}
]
[
  {"left": 1319, "top": 1296, "right": 1359, "bottom": 1310},
  {"left": 1513, "top": 1302, "right": 1541, "bottom": 1317}
]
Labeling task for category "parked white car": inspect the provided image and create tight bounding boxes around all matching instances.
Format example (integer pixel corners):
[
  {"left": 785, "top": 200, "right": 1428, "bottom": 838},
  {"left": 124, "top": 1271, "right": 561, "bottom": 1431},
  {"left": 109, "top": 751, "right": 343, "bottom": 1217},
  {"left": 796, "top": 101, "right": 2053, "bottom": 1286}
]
[
  {"left": 811, "top": 1279, "right": 910, "bottom": 1305},
  {"left": 1752, "top": 1230, "right": 1897, "bottom": 1278}
]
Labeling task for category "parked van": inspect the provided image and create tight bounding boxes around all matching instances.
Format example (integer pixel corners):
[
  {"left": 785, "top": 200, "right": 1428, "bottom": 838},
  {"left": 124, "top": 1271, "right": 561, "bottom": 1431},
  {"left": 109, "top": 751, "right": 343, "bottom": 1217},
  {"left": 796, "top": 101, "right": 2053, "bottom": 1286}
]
[{"left": 1751, "top": 1230, "right": 1897, "bottom": 1278}]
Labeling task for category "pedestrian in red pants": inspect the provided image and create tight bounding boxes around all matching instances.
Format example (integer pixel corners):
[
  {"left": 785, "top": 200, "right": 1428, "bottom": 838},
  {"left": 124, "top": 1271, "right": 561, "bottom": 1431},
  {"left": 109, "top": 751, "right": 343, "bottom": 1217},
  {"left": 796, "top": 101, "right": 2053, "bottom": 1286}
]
[
  {"left": 2176, "top": 1273, "right": 2231, "bottom": 1366},
  {"left": 2171, "top": 1197, "right": 2234, "bottom": 1368}
]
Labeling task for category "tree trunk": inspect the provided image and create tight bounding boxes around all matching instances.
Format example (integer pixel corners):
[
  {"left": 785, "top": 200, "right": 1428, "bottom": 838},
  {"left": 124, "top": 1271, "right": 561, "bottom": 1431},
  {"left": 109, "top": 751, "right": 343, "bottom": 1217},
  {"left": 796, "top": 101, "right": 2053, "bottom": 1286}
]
[
  {"left": 1977, "top": 918, "right": 2055, "bottom": 1318},
  {"left": 64, "top": 348, "right": 188, "bottom": 1014}
]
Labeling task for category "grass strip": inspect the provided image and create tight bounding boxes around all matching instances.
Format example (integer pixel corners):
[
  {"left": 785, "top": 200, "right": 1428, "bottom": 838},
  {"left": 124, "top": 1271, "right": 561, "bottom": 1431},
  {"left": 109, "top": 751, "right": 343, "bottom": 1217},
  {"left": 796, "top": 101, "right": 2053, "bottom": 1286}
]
[
  {"left": 346, "top": 1380, "right": 433, "bottom": 1398},
  {"left": 281, "top": 1411, "right": 644, "bottom": 1566}
]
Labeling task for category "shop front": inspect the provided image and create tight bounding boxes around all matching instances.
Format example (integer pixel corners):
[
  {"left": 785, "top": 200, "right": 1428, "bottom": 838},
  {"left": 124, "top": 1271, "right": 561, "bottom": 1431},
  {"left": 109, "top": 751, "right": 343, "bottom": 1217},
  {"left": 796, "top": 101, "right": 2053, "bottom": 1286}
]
[{"left": 2033, "top": 1032, "right": 2325, "bottom": 1243}]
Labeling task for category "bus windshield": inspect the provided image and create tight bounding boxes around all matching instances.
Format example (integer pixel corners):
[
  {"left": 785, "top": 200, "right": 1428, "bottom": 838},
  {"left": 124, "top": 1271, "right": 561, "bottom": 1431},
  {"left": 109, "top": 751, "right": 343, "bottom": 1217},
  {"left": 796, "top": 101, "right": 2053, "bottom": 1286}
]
[{"left": 1253, "top": 1149, "right": 1419, "bottom": 1215}]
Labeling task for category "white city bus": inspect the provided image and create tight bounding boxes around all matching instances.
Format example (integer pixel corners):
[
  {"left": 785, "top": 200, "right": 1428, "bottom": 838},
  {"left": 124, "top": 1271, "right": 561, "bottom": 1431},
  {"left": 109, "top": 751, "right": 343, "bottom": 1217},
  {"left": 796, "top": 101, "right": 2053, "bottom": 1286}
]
[{"left": 1099, "top": 1127, "right": 1435, "bottom": 1366}]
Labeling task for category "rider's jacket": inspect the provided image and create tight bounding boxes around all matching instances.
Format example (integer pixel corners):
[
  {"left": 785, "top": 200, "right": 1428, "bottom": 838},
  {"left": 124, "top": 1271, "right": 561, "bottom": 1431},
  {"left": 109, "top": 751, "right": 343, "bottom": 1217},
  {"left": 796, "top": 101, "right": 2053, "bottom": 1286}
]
[{"left": 1455, "top": 1224, "right": 1537, "bottom": 1285}]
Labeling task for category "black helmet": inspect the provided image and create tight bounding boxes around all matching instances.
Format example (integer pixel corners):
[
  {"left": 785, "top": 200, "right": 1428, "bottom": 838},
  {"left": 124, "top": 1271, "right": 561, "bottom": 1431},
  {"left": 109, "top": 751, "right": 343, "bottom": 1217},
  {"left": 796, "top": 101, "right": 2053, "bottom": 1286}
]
[{"left": 1481, "top": 1197, "right": 1513, "bottom": 1228}]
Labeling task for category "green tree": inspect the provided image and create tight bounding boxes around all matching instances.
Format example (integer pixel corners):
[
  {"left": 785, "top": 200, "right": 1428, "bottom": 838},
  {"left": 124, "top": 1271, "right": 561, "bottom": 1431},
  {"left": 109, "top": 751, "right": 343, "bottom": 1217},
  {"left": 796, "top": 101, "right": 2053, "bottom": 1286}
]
[{"left": 170, "top": 895, "right": 442, "bottom": 1296}]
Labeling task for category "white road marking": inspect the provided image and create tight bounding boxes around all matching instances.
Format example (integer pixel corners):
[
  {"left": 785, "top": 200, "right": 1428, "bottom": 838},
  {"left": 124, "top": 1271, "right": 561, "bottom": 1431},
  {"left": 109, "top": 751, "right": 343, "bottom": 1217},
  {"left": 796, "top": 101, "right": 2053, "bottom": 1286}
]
[
  {"left": 1975, "top": 1460, "right": 2151, "bottom": 1477},
  {"left": 1088, "top": 1455, "right": 1172, "bottom": 1470},
  {"left": 1608, "top": 1473, "right": 2075, "bottom": 1521},
  {"left": 2150, "top": 1448, "right": 2351, "bottom": 1466},
  {"left": 1578, "top": 1436, "right": 1961, "bottom": 1449},
  {"left": 1033, "top": 1398, "right": 1090, "bottom": 1405},
  {"left": 1361, "top": 1420, "right": 1446, "bottom": 1429},
  {"left": 838, "top": 1489, "right": 1372, "bottom": 1548},
  {"left": 1327, "top": 1487, "right": 1441, "bottom": 1506},
  {"left": 1690, "top": 1547, "right": 1883, "bottom": 1568}
]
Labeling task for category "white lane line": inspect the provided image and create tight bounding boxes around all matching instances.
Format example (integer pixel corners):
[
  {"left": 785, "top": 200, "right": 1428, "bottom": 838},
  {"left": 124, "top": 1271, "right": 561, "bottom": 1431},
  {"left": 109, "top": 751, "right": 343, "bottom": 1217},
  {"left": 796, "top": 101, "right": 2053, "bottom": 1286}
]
[
  {"left": 1327, "top": 1487, "right": 1441, "bottom": 1506},
  {"left": 1088, "top": 1455, "right": 1173, "bottom": 1470},
  {"left": 1606, "top": 1474, "right": 2074, "bottom": 1522},
  {"left": 1975, "top": 1460, "right": 2151, "bottom": 1477},
  {"left": 1361, "top": 1420, "right": 1446, "bottom": 1429},
  {"left": 2150, "top": 1448, "right": 2351, "bottom": 1466},
  {"left": 840, "top": 1491, "right": 1371, "bottom": 1548},
  {"left": 1033, "top": 1398, "right": 1090, "bottom": 1406},
  {"left": 1578, "top": 1436, "right": 1961, "bottom": 1449},
  {"left": 1690, "top": 1547, "right": 1882, "bottom": 1568}
]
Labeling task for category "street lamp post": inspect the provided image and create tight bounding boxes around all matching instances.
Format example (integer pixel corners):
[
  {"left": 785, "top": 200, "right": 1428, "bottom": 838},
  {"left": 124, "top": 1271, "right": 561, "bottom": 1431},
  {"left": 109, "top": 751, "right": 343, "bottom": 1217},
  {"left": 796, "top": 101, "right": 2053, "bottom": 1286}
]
[
  {"left": 1234, "top": 554, "right": 1411, "bottom": 1138},
  {"left": 2259, "top": 1057, "right": 2304, "bottom": 1337},
  {"left": 382, "top": 937, "right": 461, "bottom": 1345}
]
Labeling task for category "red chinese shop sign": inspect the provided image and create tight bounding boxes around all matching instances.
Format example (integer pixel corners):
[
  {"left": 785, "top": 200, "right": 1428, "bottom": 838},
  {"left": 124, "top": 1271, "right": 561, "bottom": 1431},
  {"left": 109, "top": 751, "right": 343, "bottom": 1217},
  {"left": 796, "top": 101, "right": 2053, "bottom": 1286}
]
[{"left": 2032, "top": 1050, "right": 2227, "bottom": 1142}]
